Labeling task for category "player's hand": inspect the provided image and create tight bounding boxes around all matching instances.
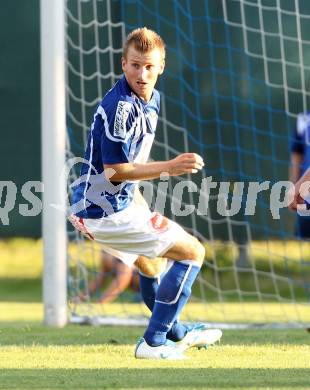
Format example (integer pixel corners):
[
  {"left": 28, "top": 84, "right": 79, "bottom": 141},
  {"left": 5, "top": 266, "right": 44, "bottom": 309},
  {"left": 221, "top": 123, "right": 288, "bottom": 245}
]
[
  {"left": 287, "top": 185, "right": 302, "bottom": 211},
  {"left": 167, "top": 153, "right": 204, "bottom": 176},
  {"left": 288, "top": 180, "right": 310, "bottom": 211},
  {"left": 288, "top": 168, "right": 310, "bottom": 211}
]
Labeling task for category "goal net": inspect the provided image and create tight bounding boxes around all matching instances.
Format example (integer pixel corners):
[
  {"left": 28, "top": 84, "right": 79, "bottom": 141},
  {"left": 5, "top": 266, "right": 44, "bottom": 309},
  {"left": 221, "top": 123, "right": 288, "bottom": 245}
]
[{"left": 65, "top": 0, "right": 310, "bottom": 328}]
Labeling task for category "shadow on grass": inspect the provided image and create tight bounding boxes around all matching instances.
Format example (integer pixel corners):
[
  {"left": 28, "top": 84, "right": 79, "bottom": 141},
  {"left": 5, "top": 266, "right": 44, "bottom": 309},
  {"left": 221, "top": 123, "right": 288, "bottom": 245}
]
[
  {"left": 0, "top": 325, "right": 309, "bottom": 347},
  {"left": 1, "top": 368, "right": 309, "bottom": 389},
  {"left": 0, "top": 278, "right": 41, "bottom": 302}
]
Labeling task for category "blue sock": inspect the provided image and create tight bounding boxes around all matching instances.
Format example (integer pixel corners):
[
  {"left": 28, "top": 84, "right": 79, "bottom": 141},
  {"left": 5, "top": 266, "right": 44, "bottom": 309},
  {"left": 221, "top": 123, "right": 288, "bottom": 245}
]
[
  {"left": 143, "top": 261, "right": 200, "bottom": 347},
  {"left": 167, "top": 320, "right": 187, "bottom": 342},
  {"left": 139, "top": 272, "right": 188, "bottom": 342},
  {"left": 138, "top": 272, "right": 159, "bottom": 312}
]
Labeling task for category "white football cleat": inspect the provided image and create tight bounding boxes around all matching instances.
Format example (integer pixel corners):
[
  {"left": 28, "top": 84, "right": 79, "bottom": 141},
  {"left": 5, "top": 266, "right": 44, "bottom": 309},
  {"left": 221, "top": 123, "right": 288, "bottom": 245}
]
[
  {"left": 135, "top": 337, "right": 186, "bottom": 360},
  {"left": 176, "top": 323, "right": 222, "bottom": 351}
]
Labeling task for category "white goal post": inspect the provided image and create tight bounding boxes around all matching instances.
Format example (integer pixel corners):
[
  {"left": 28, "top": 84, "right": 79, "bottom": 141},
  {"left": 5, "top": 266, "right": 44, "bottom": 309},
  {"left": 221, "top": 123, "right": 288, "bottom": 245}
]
[{"left": 41, "top": 0, "right": 67, "bottom": 327}]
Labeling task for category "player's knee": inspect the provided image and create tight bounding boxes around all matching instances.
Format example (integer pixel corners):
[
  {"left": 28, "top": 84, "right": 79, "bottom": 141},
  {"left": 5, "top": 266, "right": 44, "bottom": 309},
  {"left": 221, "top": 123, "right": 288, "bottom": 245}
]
[
  {"left": 182, "top": 237, "right": 205, "bottom": 266},
  {"left": 163, "top": 236, "right": 205, "bottom": 266},
  {"left": 196, "top": 240, "right": 206, "bottom": 262},
  {"left": 190, "top": 239, "right": 205, "bottom": 265}
]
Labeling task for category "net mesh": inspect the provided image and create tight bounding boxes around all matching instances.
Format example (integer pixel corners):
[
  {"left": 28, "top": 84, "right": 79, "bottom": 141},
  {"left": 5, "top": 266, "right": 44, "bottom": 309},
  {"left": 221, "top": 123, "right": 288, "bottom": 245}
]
[{"left": 65, "top": 0, "right": 310, "bottom": 327}]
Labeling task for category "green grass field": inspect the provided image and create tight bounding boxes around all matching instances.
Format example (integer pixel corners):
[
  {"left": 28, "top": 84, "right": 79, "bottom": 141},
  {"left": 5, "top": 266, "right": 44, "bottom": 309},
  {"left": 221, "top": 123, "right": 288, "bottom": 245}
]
[
  {"left": 1, "top": 239, "right": 310, "bottom": 389},
  {"left": 0, "top": 303, "right": 309, "bottom": 390}
]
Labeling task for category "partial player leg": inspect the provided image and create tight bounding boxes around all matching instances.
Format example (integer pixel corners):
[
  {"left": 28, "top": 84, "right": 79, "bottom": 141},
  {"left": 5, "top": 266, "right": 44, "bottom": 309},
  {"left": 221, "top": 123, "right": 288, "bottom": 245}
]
[
  {"left": 135, "top": 256, "right": 188, "bottom": 341},
  {"left": 159, "top": 239, "right": 222, "bottom": 350},
  {"left": 135, "top": 235, "right": 205, "bottom": 359},
  {"left": 135, "top": 236, "right": 222, "bottom": 359},
  {"left": 141, "top": 236, "right": 204, "bottom": 346}
]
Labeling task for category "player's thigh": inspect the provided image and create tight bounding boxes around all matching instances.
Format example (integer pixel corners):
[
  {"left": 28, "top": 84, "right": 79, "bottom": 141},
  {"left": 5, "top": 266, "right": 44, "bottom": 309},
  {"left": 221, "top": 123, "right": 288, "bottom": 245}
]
[
  {"left": 134, "top": 256, "right": 167, "bottom": 277},
  {"left": 162, "top": 233, "right": 205, "bottom": 265}
]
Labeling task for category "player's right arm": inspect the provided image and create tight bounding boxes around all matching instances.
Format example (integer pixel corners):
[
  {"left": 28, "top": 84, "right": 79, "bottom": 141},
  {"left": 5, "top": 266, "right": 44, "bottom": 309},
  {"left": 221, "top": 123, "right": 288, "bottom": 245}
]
[
  {"left": 104, "top": 153, "right": 204, "bottom": 182},
  {"left": 289, "top": 118, "right": 305, "bottom": 184}
]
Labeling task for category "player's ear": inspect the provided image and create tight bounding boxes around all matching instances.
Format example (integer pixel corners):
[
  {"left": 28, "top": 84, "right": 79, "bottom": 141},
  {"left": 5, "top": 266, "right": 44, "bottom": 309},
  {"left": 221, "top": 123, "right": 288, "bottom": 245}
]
[
  {"left": 121, "top": 56, "right": 127, "bottom": 71},
  {"left": 158, "top": 59, "right": 165, "bottom": 75}
]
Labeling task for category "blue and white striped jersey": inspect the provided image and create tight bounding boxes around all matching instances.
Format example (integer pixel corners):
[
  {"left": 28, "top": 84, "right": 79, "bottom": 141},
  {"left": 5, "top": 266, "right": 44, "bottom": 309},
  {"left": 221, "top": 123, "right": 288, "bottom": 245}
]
[{"left": 71, "top": 75, "right": 160, "bottom": 218}]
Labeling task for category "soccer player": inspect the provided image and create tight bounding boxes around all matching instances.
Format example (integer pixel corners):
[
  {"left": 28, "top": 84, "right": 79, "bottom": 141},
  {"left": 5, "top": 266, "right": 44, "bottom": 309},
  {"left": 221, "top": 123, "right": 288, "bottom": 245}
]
[
  {"left": 289, "top": 113, "right": 310, "bottom": 237},
  {"left": 70, "top": 27, "right": 222, "bottom": 359}
]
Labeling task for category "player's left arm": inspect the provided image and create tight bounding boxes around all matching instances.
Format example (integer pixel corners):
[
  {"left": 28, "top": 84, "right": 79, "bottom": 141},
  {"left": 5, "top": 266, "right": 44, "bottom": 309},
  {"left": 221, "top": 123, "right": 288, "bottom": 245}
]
[
  {"left": 289, "top": 152, "right": 303, "bottom": 184},
  {"left": 104, "top": 153, "right": 204, "bottom": 182}
]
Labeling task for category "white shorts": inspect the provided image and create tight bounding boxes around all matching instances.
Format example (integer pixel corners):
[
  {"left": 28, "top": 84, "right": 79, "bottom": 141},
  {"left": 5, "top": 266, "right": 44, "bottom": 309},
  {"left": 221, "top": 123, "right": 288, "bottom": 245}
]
[{"left": 69, "top": 203, "right": 187, "bottom": 267}]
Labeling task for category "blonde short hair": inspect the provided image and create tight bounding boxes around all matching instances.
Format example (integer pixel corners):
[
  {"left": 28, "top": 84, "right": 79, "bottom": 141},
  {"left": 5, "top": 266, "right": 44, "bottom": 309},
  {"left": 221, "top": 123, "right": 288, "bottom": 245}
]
[{"left": 123, "top": 27, "right": 166, "bottom": 60}]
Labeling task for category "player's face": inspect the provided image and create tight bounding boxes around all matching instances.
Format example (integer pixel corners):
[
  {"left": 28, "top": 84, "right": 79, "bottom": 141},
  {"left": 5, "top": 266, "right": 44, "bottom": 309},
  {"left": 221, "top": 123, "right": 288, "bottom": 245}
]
[{"left": 122, "top": 46, "right": 165, "bottom": 102}]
